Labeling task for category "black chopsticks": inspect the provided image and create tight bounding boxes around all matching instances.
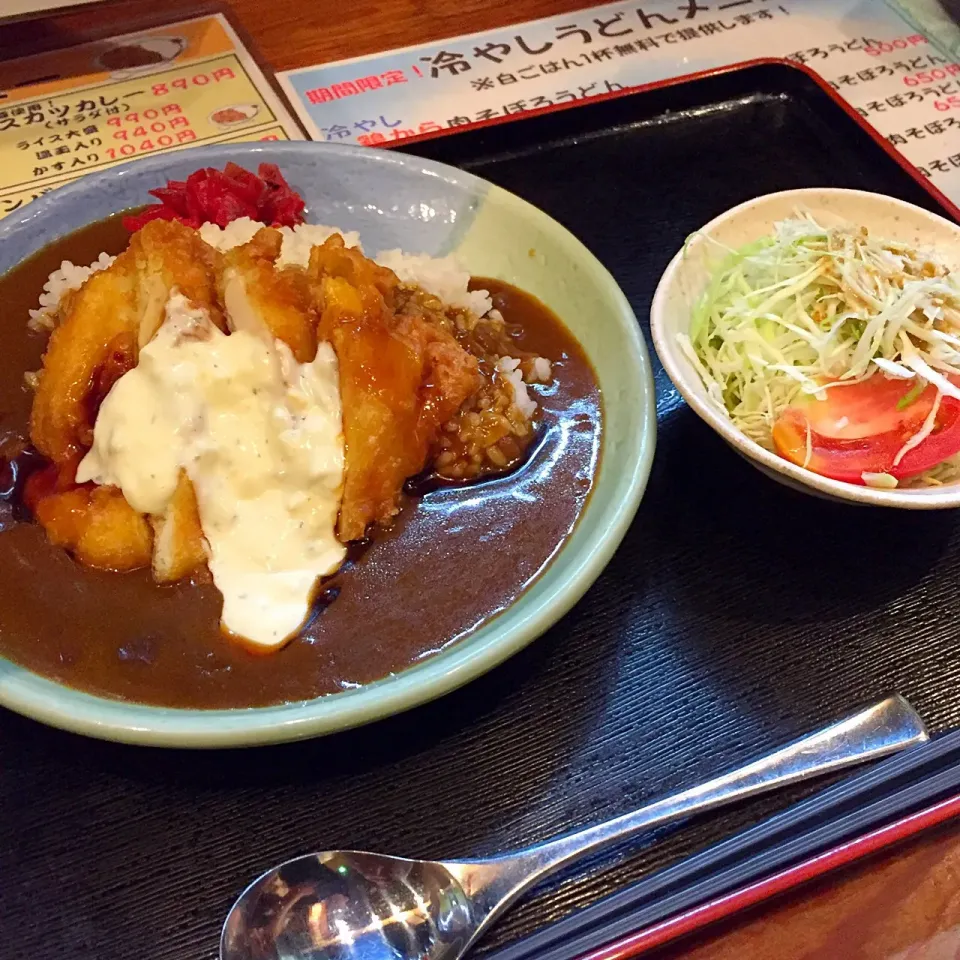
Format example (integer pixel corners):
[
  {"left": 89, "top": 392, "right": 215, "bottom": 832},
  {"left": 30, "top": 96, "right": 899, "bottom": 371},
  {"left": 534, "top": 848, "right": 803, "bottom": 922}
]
[{"left": 485, "top": 724, "right": 960, "bottom": 960}]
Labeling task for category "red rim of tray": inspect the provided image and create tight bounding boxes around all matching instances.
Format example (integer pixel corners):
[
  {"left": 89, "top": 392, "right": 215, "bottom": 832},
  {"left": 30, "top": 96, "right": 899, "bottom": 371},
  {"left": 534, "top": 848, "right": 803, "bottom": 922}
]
[
  {"left": 384, "top": 56, "right": 960, "bottom": 223},
  {"left": 571, "top": 789, "right": 960, "bottom": 960}
]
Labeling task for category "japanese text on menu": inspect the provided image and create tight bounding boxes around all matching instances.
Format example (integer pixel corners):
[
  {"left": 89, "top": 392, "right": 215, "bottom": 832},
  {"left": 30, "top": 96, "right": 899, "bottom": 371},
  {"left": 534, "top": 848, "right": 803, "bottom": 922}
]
[
  {"left": 279, "top": 0, "right": 960, "bottom": 204},
  {"left": 0, "top": 14, "right": 302, "bottom": 218}
]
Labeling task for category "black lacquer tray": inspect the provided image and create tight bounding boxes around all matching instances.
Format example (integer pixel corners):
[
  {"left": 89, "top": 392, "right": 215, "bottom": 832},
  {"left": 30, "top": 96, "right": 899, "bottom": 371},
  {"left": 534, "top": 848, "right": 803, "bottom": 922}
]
[{"left": 3, "top": 60, "right": 960, "bottom": 960}]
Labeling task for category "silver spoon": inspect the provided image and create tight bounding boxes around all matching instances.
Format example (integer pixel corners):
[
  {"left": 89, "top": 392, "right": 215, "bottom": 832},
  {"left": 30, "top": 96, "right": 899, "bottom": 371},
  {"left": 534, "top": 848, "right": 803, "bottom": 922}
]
[{"left": 222, "top": 695, "right": 926, "bottom": 960}]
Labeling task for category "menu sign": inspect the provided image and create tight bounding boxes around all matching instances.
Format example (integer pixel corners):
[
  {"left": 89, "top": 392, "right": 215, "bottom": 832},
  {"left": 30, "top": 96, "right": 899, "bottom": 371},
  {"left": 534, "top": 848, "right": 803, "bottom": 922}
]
[
  {"left": 0, "top": 13, "right": 303, "bottom": 219},
  {"left": 278, "top": 0, "right": 960, "bottom": 207}
]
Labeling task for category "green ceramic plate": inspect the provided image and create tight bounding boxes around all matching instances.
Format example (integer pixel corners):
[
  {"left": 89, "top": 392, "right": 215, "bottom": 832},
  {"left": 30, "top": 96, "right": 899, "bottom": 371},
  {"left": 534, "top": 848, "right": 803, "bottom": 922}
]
[{"left": 0, "top": 142, "right": 656, "bottom": 746}]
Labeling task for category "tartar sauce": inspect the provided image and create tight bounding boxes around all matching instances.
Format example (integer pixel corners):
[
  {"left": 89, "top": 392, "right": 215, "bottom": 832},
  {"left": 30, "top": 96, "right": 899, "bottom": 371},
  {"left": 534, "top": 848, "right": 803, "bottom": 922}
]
[{"left": 77, "top": 292, "right": 346, "bottom": 649}]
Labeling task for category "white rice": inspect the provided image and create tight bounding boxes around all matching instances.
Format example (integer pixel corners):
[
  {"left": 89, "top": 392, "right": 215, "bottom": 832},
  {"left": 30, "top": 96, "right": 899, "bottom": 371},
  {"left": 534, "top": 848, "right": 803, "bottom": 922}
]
[
  {"left": 28, "top": 252, "right": 115, "bottom": 332},
  {"left": 496, "top": 357, "right": 538, "bottom": 419},
  {"left": 374, "top": 249, "right": 493, "bottom": 316},
  {"left": 199, "top": 217, "right": 362, "bottom": 268},
  {"left": 530, "top": 357, "right": 553, "bottom": 383}
]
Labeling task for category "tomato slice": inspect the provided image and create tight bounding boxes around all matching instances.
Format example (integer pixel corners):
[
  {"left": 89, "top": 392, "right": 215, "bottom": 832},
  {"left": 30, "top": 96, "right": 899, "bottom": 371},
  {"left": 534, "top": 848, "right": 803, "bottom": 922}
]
[
  {"left": 793, "top": 376, "right": 936, "bottom": 440},
  {"left": 772, "top": 375, "right": 960, "bottom": 483}
]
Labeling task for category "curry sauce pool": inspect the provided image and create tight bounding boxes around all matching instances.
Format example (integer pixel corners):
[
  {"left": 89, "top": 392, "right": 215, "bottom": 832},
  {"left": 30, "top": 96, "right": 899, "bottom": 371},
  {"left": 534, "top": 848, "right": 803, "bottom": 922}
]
[{"left": 0, "top": 219, "right": 602, "bottom": 708}]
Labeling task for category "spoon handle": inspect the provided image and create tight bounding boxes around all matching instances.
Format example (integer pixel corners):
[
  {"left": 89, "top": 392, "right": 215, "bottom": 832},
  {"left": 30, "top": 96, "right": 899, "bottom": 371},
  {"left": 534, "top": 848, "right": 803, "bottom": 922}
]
[{"left": 448, "top": 695, "right": 927, "bottom": 918}]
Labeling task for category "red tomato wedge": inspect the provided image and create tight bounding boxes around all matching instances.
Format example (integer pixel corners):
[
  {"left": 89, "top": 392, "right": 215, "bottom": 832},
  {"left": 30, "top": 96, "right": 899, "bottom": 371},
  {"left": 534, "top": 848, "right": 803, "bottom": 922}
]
[
  {"left": 771, "top": 374, "right": 960, "bottom": 484},
  {"left": 792, "top": 376, "right": 937, "bottom": 440}
]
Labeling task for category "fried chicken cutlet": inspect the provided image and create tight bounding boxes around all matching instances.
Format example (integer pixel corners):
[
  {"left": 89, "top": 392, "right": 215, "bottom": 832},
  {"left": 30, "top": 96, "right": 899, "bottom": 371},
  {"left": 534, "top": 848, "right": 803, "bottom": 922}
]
[
  {"left": 308, "top": 236, "right": 482, "bottom": 541},
  {"left": 28, "top": 220, "right": 221, "bottom": 572},
  {"left": 26, "top": 223, "right": 485, "bottom": 573}
]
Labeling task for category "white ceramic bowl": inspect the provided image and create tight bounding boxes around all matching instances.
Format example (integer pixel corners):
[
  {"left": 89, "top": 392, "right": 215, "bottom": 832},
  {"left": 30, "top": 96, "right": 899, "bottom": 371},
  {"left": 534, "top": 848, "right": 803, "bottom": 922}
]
[{"left": 651, "top": 187, "right": 960, "bottom": 509}]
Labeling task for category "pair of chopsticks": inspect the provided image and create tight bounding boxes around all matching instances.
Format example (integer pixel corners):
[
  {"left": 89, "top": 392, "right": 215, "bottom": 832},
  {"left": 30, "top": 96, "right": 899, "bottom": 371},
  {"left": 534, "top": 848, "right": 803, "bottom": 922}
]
[{"left": 485, "top": 726, "right": 960, "bottom": 960}]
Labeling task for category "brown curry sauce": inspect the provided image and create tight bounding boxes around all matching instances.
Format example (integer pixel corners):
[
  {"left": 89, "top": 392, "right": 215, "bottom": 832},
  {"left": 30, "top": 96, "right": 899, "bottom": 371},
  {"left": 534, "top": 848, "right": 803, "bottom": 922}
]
[{"left": 0, "top": 215, "right": 602, "bottom": 708}]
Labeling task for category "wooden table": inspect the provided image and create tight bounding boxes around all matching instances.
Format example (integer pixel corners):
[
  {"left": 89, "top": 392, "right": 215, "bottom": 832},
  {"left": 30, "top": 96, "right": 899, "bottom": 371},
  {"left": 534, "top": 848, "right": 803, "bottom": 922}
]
[
  {"left": 0, "top": 0, "right": 590, "bottom": 72},
  {"left": 3, "top": 3, "right": 960, "bottom": 959},
  {"left": 649, "top": 818, "right": 960, "bottom": 960}
]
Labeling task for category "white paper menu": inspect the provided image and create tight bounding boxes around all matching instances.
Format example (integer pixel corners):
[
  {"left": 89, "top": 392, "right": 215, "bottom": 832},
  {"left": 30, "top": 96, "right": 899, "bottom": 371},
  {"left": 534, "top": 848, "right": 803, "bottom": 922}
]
[{"left": 278, "top": 0, "right": 960, "bottom": 207}]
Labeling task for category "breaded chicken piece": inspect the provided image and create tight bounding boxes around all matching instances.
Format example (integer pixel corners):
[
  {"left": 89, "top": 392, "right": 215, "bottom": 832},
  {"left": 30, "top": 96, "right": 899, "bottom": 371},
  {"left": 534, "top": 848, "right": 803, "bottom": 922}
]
[
  {"left": 32, "top": 219, "right": 222, "bottom": 465},
  {"left": 151, "top": 470, "right": 209, "bottom": 583},
  {"left": 219, "top": 227, "right": 316, "bottom": 362},
  {"left": 309, "top": 237, "right": 481, "bottom": 541},
  {"left": 31, "top": 249, "right": 140, "bottom": 465},
  {"left": 310, "top": 232, "right": 398, "bottom": 305},
  {"left": 130, "top": 218, "right": 225, "bottom": 345},
  {"left": 30, "top": 219, "right": 222, "bottom": 576},
  {"left": 33, "top": 484, "right": 152, "bottom": 572},
  {"left": 127, "top": 220, "right": 222, "bottom": 579}
]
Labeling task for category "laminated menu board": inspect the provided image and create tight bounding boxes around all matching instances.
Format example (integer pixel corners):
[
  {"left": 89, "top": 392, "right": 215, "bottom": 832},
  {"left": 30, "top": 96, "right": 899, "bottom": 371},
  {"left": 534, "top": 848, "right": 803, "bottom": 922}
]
[
  {"left": 0, "top": 12, "right": 303, "bottom": 219},
  {"left": 277, "top": 0, "right": 960, "bottom": 207}
]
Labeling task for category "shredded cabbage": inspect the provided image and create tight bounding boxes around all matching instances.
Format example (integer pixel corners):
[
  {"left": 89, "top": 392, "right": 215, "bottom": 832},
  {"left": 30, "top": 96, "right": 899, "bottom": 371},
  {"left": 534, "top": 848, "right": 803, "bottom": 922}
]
[{"left": 679, "top": 213, "right": 960, "bottom": 484}]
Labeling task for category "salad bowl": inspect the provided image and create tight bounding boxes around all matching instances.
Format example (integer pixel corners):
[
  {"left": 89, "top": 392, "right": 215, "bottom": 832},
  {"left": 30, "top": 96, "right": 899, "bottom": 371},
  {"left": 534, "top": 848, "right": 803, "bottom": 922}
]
[{"left": 651, "top": 187, "right": 960, "bottom": 509}]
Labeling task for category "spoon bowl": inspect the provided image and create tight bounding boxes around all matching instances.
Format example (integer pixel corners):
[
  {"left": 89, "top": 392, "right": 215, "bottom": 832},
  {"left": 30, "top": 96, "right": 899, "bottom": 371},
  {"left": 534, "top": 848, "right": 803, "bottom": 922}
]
[{"left": 222, "top": 851, "right": 475, "bottom": 960}]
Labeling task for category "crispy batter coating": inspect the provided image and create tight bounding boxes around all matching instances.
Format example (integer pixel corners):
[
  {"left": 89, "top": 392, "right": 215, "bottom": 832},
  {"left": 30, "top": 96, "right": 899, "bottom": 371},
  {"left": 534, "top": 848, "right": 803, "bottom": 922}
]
[
  {"left": 34, "top": 485, "right": 152, "bottom": 572},
  {"left": 310, "top": 237, "right": 481, "bottom": 541},
  {"left": 31, "top": 219, "right": 222, "bottom": 466},
  {"left": 151, "top": 471, "right": 208, "bottom": 583},
  {"left": 29, "top": 219, "right": 221, "bottom": 575},
  {"left": 219, "top": 227, "right": 316, "bottom": 361},
  {"left": 27, "top": 226, "right": 486, "bottom": 576},
  {"left": 30, "top": 250, "right": 139, "bottom": 465},
  {"left": 130, "top": 218, "right": 224, "bottom": 345},
  {"left": 311, "top": 233, "right": 398, "bottom": 306}
]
